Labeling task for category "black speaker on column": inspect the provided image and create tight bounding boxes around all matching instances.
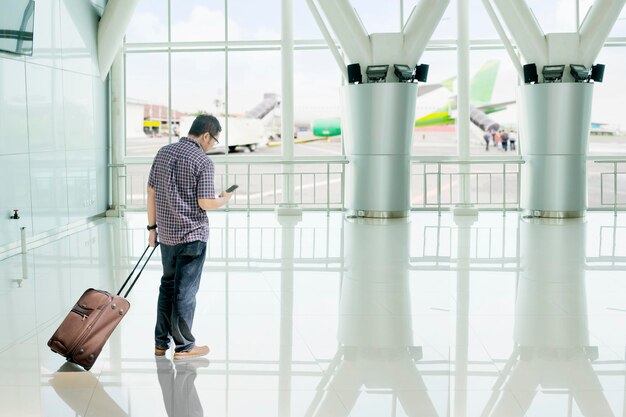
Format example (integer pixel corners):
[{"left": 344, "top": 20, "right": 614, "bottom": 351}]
[
  {"left": 523, "top": 63, "right": 538, "bottom": 84},
  {"left": 347, "top": 63, "right": 362, "bottom": 84},
  {"left": 414, "top": 64, "right": 429, "bottom": 82},
  {"left": 591, "top": 64, "right": 605, "bottom": 82}
]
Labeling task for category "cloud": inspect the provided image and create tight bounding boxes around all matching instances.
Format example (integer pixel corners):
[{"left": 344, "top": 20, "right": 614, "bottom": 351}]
[
  {"left": 171, "top": 6, "right": 227, "bottom": 41},
  {"left": 126, "top": 11, "right": 167, "bottom": 43}
]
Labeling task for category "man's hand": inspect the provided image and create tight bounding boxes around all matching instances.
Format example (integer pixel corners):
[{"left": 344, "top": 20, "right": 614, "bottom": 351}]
[
  {"left": 149, "top": 229, "right": 158, "bottom": 248},
  {"left": 219, "top": 191, "right": 234, "bottom": 202},
  {"left": 199, "top": 190, "right": 235, "bottom": 211}
]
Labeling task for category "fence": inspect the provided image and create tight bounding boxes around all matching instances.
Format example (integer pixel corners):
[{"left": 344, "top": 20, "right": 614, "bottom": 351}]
[
  {"left": 593, "top": 160, "right": 626, "bottom": 214},
  {"left": 122, "top": 159, "right": 347, "bottom": 213},
  {"left": 410, "top": 159, "right": 524, "bottom": 211},
  {"left": 117, "top": 158, "right": 626, "bottom": 213}
]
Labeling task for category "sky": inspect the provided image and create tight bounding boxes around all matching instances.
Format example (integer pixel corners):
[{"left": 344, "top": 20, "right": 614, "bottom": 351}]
[{"left": 124, "top": 0, "right": 626, "bottom": 129}]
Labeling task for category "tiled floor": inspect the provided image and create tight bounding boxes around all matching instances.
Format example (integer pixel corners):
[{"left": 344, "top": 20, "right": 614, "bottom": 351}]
[{"left": 1, "top": 211, "right": 626, "bottom": 417}]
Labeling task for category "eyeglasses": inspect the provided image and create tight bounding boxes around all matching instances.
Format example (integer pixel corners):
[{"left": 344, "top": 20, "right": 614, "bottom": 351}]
[{"left": 210, "top": 134, "right": 219, "bottom": 144}]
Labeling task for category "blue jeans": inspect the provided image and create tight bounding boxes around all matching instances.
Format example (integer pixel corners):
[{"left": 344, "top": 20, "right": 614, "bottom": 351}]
[{"left": 155, "top": 241, "right": 207, "bottom": 352}]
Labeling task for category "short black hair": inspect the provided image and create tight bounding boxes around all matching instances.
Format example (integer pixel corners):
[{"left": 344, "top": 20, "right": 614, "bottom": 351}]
[{"left": 188, "top": 114, "right": 221, "bottom": 137}]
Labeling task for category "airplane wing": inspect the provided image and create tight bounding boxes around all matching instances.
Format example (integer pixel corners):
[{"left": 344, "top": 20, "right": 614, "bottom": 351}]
[{"left": 476, "top": 100, "right": 516, "bottom": 112}]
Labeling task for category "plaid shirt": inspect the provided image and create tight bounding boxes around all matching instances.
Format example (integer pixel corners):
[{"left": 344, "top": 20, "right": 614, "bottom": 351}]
[{"left": 148, "top": 137, "right": 215, "bottom": 245}]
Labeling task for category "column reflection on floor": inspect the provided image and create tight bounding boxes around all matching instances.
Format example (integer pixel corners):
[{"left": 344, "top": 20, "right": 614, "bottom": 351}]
[
  {"left": 306, "top": 217, "right": 438, "bottom": 417},
  {"left": 278, "top": 215, "right": 300, "bottom": 417},
  {"left": 483, "top": 218, "right": 614, "bottom": 417}
]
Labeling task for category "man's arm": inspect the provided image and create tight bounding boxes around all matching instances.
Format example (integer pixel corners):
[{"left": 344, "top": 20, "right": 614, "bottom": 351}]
[
  {"left": 198, "top": 192, "right": 233, "bottom": 211},
  {"left": 147, "top": 186, "right": 157, "bottom": 247}
]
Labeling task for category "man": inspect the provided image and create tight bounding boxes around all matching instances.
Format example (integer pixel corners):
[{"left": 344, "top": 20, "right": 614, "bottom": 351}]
[
  {"left": 147, "top": 114, "right": 233, "bottom": 360},
  {"left": 500, "top": 129, "right": 509, "bottom": 152},
  {"left": 483, "top": 131, "right": 491, "bottom": 151}
]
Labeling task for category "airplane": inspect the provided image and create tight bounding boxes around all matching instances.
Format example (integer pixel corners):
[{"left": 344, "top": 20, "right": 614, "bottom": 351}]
[
  {"left": 309, "top": 60, "right": 511, "bottom": 137},
  {"left": 414, "top": 60, "right": 512, "bottom": 130}
]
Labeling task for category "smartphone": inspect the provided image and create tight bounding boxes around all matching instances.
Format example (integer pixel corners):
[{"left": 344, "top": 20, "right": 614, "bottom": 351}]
[{"left": 225, "top": 184, "right": 239, "bottom": 193}]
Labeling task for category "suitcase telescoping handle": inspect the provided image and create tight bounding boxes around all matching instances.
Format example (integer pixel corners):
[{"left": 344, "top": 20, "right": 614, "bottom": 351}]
[{"left": 117, "top": 243, "right": 159, "bottom": 298}]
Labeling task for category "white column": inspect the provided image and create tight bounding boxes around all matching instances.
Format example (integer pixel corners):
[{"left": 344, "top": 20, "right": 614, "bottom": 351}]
[
  {"left": 457, "top": 0, "right": 470, "bottom": 165},
  {"left": 278, "top": 0, "right": 301, "bottom": 216},
  {"left": 454, "top": 0, "right": 477, "bottom": 216},
  {"left": 106, "top": 51, "right": 125, "bottom": 217}
]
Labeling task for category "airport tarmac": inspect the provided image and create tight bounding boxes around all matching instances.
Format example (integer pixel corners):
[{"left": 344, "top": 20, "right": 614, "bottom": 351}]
[
  {"left": 124, "top": 132, "right": 626, "bottom": 211},
  {"left": 126, "top": 131, "right": 626, "bottom": 158}
]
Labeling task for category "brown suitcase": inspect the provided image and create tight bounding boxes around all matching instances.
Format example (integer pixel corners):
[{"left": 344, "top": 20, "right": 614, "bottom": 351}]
[{"left": 47, "top": 245, "right": 158, "bottom": 370}]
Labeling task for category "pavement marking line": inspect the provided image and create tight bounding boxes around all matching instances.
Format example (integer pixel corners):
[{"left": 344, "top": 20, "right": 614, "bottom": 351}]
[
  {"left": 243, "top": 177, "right": 343, "bottom": 201},
  {"left": 266, "top": 137, "right": 328, "bottom": 147},
  {"left": 295, "top": 142, "right": 341, "bottom": 155}
]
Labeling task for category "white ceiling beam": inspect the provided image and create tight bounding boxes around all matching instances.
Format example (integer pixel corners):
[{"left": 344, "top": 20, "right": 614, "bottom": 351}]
[
  {"left": 493, "top": 0, "right": 548, "bottom": 68},
  {"left": 402, "top": 0, "right": 450, "bottom": 65},
  {"left": 97, "top": 0, "right": 141, "bottom": 81},
  {"left": 317, "top": 0, "right": 372, "bottom": 66},
  {"left": 579, "top": 0, "right": 626, "bottom": 65}
]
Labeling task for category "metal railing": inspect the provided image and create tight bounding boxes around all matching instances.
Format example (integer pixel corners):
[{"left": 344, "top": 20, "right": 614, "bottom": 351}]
[
  {"left": 594, "top": 160, "right": 626, "bottom": 214},
  {"left": 116, "top": 157, "right": 626, "bottom": 214},
  {"left": 410, "top": 159, "right": 524, "bottom": 212},
  {"left": 121, "top": 158, "right": 347, "bottom": 213}
]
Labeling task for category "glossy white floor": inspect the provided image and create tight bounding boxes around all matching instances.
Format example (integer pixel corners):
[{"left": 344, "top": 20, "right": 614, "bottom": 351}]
[{"left": 2, "top": 211, "right": 626, "bottom": 417}]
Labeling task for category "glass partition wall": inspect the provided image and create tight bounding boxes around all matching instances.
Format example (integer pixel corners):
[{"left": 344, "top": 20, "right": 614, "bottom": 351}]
[{"left": 122, "top": 0, "right": 626, "bottom": 211}]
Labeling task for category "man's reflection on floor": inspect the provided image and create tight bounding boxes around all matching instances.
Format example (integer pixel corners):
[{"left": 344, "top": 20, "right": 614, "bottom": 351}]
[
  {"left": 307, "top": 218, "right": 438, "bottom": 417},
  {"left": 485, "top": 218, "right": 614, "bottom": 417},
  {"left": 155, "top": 357, "right": 209, "bottom": 417}
]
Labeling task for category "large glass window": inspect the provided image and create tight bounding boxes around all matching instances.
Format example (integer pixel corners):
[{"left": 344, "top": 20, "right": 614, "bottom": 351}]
[
  {"left": 588, "top": 46, "right": 626, "bottom": 156},
  {"left": 124, "top": 0, "right": 626, "bottom": 161},
  {"left": 294, "top": 49, "right": 342, "bottom": 157},
  {"left": 226, "top": 51, "right": 281, "bottom": 156},
  {"left": 125, "top": 53, "right": 169, "bottom": 157},
  {"left": 294, "top": 0, "right": 324, "bottom": 40},
  {"left": 227, "top": 0, "right": 280, "bottom": 41},
  {"left": 469, "top": 1, "right": 499, "bottom": 40},
  {"left": 469, "top": 49, "right": 519, "bottom": 157},
  {"left": 171, "top": 51, "right": 225, "bottom": 145},
  {"left": 171, "top": 52, "right": 225, "bottom": 116},
  {"left": 413, "top": 50, "right": 458, "bottom": 157},
  {"left": 126, "top": 0, "right": 168, "bottom": 43},
  {"left": 171, "top": 0, "right": 225, "bottom": 42}
]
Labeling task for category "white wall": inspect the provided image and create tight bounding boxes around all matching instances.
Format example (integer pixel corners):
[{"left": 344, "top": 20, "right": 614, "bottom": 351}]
[{"left": 0, "top": 0, "right": 108, "bottom": 248}]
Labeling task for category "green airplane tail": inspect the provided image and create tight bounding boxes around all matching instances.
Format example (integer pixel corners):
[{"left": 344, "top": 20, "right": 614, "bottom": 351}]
[
  {"left": 470, "top": 60, "right": 500, "bottom": 105},
  {"left": 415, "top": 60, "right": 502, "bottom": 128}
]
